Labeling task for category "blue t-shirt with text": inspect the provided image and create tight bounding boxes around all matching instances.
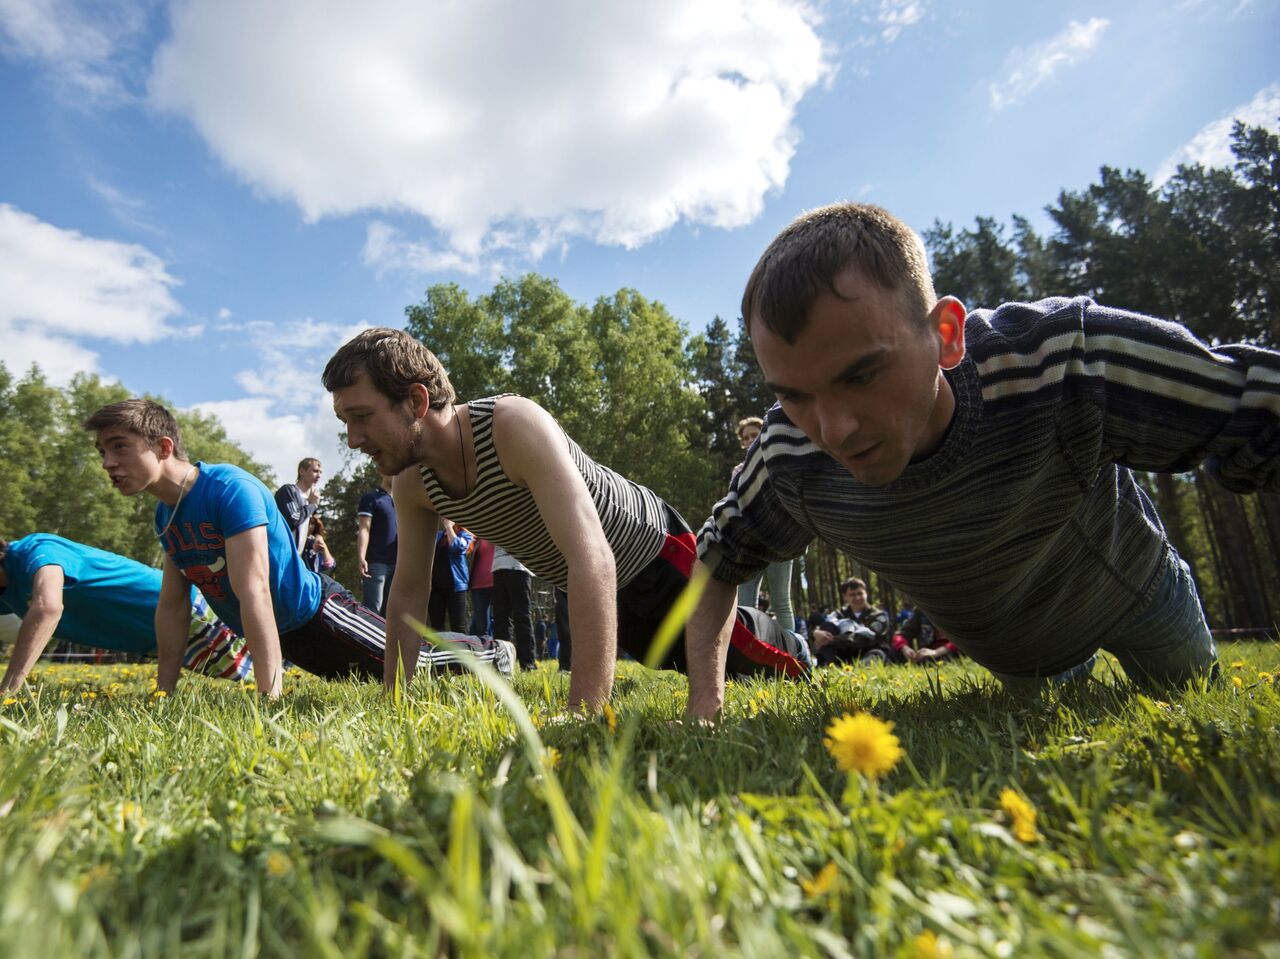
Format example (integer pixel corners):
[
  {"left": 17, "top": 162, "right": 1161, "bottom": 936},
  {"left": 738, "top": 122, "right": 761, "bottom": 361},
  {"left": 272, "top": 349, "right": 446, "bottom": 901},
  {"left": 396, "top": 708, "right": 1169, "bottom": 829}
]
[
  {"left": 155, "top": 463, "right": 322, "bottom": 635},
  {"left": 0, "top": 533, "right": 187, "bottom": 652}
]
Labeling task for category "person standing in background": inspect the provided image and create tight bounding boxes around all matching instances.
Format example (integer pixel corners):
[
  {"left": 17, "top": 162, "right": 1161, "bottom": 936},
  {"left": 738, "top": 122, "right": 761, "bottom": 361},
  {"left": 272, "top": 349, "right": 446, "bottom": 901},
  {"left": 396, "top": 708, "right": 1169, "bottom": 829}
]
[
  {"left": 275, "top": 458, "right": 322, "bottom": 554},
  {"left": 468, "top": 536, "right": 495, "bottom": 636},
  {"left": 356, "top": 474, "right": 398, "bottom": 616},
  {"left": 491, "top": 544, "right": 535, "bottom": 670}
]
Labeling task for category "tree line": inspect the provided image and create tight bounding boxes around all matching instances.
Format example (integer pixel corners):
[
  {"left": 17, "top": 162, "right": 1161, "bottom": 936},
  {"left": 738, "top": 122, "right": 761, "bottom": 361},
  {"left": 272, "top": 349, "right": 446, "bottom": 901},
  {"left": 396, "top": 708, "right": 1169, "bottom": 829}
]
[{"left": 4, "top": 120, "right": 1276, "bottom": 632}]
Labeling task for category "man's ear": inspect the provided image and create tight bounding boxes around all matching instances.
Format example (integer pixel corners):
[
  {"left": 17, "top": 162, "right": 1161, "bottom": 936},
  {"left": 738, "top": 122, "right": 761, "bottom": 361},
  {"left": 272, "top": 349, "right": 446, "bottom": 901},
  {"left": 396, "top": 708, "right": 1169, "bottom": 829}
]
[
  {"left": 407, "top": 383, "right": 432, "bottom": 419},
  {"left": 930, "top": 297, "right": 967, "bottom": 370},
  {"left": 156, "top": 436, "right": 176, "bottom": 461}
]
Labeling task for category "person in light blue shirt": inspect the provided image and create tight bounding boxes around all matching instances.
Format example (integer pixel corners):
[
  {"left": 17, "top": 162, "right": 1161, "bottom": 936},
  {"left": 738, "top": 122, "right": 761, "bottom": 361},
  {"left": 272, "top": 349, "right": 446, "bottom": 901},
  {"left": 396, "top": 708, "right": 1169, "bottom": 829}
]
[{"left": 0, "top": 533, "right": 253, "bottom": 692}]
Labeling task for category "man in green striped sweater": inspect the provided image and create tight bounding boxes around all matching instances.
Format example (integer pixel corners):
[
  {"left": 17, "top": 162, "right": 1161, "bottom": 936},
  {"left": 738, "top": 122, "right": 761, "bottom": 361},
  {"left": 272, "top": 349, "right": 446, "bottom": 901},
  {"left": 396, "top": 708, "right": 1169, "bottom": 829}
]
[{"left": 685, "top": 202, "right": 1278, "bottom": 719}]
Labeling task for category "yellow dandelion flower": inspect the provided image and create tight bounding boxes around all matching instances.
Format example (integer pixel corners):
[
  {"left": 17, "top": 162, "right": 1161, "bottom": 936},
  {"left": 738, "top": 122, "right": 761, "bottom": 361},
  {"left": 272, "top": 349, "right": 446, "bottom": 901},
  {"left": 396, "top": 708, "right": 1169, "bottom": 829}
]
[
  {"left": 823, "top": 712, "right": 904, "bottom": 778},
  {"left": 910, "top": 930, "right": 954, "bottom": 959},
  {"left": 800, "top": 860, "right": 839, "bottom": 897},
  {"left": 601, "top": 703, "right": 617, "bottom": 734},
  {"left": 1232, "top": 675, "right": 1244, "bottom": 689},
  {"left": 2, "top": 698, "right": 17, "bottom": 707},
  {"left": 1258, "top": 671, "right": 1273, "bottom": 684},
  {"left": 1231, "top": 660, "right": 1246, "bottom": 669},
  {"left": 264, "top": 851, "right": 292, "bottom": 877},
  {"left": 543, "top": 747, "right": 562, "bottom": 769},
  {"left": 999, "top": 788, "right": 1039, "bottom": 843},
  {"left": 152, "top": 689, "right": 167, "bottom": 698}
]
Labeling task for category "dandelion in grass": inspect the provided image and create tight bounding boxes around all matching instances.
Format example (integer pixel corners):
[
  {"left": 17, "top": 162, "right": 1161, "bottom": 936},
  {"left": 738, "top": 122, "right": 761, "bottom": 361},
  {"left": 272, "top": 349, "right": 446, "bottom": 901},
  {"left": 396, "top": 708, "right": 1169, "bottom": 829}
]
[
  {"left": 1231, "top": 659, "right": 1246, "bottom": 669},
  {"left": 1232, "top": 675, "right": 1244, "bottom": 690},
  {"left": 910, "top": 930, "right": 954, "bottom": 959},
  {"left": 800, "top": 860, "right": 838, "bottom": 897},
  {"left": 602, "top": 703, "right": 617, "bottom": 734},
  {"left": 543, "top": 746, "right": 562, "bottom": 770},
  {"left": 999, "top": 788, "right": 1039, "bottom": 843},
  {"left": 264, "top": 851, "right": 292, "bottom": 877},
  {"left": 824, "top": 712, "right": 903, "bottom": 778},
  {"left": 1259, "top": 671, "right": 1274, "bottom": 684},
  {"left": 2, "top": 697, "right": 16, "bottom": 707}
]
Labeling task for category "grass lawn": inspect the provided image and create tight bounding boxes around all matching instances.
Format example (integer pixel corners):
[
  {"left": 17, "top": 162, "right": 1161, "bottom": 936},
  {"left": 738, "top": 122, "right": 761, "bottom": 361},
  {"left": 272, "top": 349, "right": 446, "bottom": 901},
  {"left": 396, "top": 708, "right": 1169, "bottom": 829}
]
[{"left": 1, "top": 642, "right": 1278, "bottom": 957}]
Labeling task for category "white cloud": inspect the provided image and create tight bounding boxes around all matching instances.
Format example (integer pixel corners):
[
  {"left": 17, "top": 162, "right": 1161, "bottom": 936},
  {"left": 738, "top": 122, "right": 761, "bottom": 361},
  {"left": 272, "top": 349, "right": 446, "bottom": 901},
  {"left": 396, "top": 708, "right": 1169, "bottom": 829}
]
[
  {"left": 148, "top": 0, "right": 831, "bottom": 271},
  {"left": 0, "top": 0, "right": 147, "bottom": 100},
  {"left": 875, "top": 0, "right": 925, "bottom": 43},
  {"left": 1155, "top": 83, "right": 1280, "bottom": 184},
  {"left": 989, "top": 17, "right": 1109, "bottom": 112},
  {"left": 189, "top": 318, "right": 369, "bottom": 483},
  {"left": 0, "top": 203, "right": 182, "bottom": 381}
]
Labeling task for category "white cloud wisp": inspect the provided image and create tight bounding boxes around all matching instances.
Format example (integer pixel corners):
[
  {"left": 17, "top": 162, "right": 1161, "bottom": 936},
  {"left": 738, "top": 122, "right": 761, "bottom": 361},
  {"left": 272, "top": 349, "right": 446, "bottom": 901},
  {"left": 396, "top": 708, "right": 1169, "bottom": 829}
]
[
  {"left": 989, "top": 17, "right": 1109, "bottom": 112},
  {"left": 1155, "top": 83, "right": 1280, "bottom": 184}
]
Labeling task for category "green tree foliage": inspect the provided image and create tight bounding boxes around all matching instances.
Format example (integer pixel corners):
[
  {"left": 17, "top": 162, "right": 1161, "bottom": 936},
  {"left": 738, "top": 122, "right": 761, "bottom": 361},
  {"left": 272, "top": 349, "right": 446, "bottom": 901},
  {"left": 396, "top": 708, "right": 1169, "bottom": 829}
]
[
  {"left": 403, "top": 274, "right": 722, "bottom": 523},
  {"left": 0, "top": 362, "right": 272, "bottom": 568}
]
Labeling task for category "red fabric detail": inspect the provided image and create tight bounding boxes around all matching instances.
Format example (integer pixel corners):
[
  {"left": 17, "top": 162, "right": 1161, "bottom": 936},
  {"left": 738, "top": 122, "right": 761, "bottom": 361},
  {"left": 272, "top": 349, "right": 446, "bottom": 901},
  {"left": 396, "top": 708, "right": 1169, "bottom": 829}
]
[{"left": 657, "top": 531, "right": 806, "bottom": 678}]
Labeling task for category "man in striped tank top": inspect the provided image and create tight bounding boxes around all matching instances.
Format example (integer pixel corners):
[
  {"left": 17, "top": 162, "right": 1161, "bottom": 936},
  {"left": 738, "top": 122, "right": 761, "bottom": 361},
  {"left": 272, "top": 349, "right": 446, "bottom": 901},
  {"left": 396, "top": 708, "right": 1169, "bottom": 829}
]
[
  {"left": 323, "top": 329, "right": 811, "bottom": 711},
  {"left": 684, "top": 202, "right": 1279, "bottom": 720}
]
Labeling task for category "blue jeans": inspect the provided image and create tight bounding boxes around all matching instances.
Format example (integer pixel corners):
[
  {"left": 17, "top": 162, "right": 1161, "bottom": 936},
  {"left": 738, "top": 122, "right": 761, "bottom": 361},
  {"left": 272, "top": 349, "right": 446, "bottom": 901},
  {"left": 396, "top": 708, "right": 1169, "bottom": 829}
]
[
  {"left": 995, "top": 548, "right": 1217, "bottom": 692},
  {"left": 737, "top": 560, "right": 794, "bottom": 630},
  {"left": 362, "top": 561, "right": 395, "bottom": 617}
]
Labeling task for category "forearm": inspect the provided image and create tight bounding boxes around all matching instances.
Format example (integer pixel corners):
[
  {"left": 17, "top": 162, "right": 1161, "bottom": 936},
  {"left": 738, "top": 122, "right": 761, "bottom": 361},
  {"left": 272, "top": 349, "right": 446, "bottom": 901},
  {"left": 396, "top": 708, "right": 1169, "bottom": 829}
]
[
  {"left": 154, "top": 601, "right": 193, "bottom": 693},
  {"left": 384, "top": 588, "right": 429, "bottom": 689},
  {"left": 356, "top": 528, "right": 369, "bottom": 561},
  {"left": 683, "top": 566, "right": 738, "bottom": 720},
  {"left": 0, "top": 608, "right": 62, "bottom": 692},
  {"left": 565, "top": 562, "right": 617, "bottom": 712},
  {"left": 238, "top": 588, "right": 283, "bottom": 696}
]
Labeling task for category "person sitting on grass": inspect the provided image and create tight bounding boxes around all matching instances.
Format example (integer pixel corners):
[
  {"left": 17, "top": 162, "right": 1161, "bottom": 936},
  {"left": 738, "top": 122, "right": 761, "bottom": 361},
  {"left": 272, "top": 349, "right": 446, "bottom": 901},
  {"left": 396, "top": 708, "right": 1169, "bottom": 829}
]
[
  {"left": 321, "top": 328, "right": 810, "bottom": 710},
  {"left": 0, "top": 532, "right": 255, "bottom": 693},
  {"left": 684, "top": 201, "right": 1279, "bottom": 719},
  {"left": 84, "top": 399, "right": 512, "bottom": 697},
  {"left": 810, "top": 577, "right": 894, "bottom": 667},
  {"left": 890, "top": 607, "right": 957, "bottom": 666}
]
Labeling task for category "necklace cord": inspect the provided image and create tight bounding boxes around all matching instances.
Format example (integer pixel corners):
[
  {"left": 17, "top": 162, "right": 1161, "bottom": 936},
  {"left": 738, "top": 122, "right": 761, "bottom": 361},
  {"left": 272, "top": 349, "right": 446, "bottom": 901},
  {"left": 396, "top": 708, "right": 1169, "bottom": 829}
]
[
  {"left": 456, "top": 408, "right": 470, "bottom": 497},
  {"left": 157, "top": 464, "right": 197, "bottom": 541}
]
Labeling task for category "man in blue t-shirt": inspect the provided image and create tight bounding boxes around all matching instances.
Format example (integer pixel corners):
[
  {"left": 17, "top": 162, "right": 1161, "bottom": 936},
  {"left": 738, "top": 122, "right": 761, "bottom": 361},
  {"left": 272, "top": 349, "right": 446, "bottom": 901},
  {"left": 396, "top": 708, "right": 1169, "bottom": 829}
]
[
  {"left": 355, "top": 476, "right": 397, "bottom": 615},
  {"left": 84, "top": 399, "right": 512, "bottom": 697},
  {"left": 0, "top": 533, "right": 254, "bottom": 692}
]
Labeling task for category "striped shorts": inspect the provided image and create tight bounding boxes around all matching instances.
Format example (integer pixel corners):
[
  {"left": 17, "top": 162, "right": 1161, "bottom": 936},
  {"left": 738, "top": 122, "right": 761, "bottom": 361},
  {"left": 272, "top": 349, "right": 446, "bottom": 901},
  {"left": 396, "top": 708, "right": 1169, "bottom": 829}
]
[
  {"left": 279, "top": 575, "right": 513, "bottom": 679},
  {"left": 183, "top": 593, "right": 254, "bottom": 680}
]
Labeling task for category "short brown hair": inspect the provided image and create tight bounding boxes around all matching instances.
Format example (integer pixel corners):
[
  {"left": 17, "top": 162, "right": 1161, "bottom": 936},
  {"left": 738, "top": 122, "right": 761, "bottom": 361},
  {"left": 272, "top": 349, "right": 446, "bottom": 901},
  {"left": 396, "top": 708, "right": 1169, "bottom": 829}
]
[
  {"left": 741, "top": 202, "right": 936, "bottom": 344},
  {"left": 322, "top": 328, "right": 456, "bottom": 410},
  {"left": 736, "top": 415, "right": 763, "bottom": 439},
  {"left": 297, "top": 457, "right": 321, "bottom": 476},
  {"left": 83, "top": 399, "right": 188, "bottom": 460},
  {"left": 840, "top": 577, "right": 867, "bottom": 595}
]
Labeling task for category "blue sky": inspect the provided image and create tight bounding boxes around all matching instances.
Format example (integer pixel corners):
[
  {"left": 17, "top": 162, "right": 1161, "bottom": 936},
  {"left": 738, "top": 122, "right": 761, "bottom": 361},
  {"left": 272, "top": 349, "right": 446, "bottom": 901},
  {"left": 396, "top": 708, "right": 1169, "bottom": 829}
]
[{"left": 2, "top": 0, "right": 1277, "bottom": 482}]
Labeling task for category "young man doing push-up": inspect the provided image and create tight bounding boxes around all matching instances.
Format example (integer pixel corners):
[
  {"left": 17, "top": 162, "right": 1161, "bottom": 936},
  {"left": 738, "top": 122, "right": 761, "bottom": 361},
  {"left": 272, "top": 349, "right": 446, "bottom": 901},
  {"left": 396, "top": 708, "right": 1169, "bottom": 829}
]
[
  {"left": 322, "top": 328, "right": 810, "bottom": 711},
  {"left": 85, "top": 399, "right": 511, "bottom": 696}
]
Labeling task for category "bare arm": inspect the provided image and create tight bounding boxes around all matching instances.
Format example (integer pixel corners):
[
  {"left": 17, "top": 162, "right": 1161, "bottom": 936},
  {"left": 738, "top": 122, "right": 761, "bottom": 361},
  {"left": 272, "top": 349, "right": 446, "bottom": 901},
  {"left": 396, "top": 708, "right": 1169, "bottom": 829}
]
[
  {"left": 356, "top": 515, "right": 372, "bottom": 578},
  {"left": 683, "top": 564, "right": 738, "bottom": 720},
  {"left": 225, "top": 528, "right": 283, "bottom": 697},
  {"left": 494, "top": 397, "right": 617, "bottom": 711},
  {"left": 383, "top": 472, "right": 437, "bottom": 690},
  {"left": 155, "top": 555, "right": 194, "bottom": 693},
  {"left": 0, "top": 565, "right": 65, "bottom": 693}
]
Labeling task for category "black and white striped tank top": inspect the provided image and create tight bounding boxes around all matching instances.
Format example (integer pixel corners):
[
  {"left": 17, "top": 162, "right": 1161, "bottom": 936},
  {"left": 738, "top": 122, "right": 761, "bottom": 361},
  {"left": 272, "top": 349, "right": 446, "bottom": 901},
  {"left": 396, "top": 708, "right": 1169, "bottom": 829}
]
[{"left": 418, "top": 396, "right": 669, "bottom": 590}]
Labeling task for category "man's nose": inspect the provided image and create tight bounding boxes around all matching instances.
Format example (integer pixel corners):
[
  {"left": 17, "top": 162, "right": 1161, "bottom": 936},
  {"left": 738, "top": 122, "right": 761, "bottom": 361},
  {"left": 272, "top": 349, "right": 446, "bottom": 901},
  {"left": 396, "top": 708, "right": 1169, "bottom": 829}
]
[{"left": 815, "top": 397, "right": 858, "bottom": 451}]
